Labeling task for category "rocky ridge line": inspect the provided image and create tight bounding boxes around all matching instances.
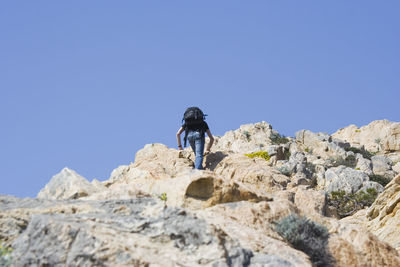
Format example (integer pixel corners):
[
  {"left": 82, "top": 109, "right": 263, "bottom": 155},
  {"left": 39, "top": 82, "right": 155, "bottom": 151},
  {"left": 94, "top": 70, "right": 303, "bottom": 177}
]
[{"left": 1, "top": 120, "right": 400, "bottom": 266}]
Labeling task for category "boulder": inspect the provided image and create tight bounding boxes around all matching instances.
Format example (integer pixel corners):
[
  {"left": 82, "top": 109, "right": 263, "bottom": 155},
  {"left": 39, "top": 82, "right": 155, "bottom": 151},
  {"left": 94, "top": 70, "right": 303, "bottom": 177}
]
[
  {"left": 355, "top": 153, "right": 373, "bottom": 175},
  {"left": 212, "top": 153, "right": 290, "bottom": 194},
  {"left": 358, "top": 181, "right": 385, "bottom": 194},
  {"left": 332, "top": 120, "right": 400, "bottom": 153},
  {"left": 294, "top": 187, "right": 327, "bottom": 217},
  {"left": 212, "top": 121, "right": 286, "bottom": 153},
  {"left": 371, "top": 155, "right": 396, "bottom": 179},
  {"left": 276, "top": 152, "right": 310, "bottom": 180},
  {"left": 37, "top": 168, "right": 101, "bottom": 200},
  {"left": 295, "top": 130, "right": 348, "bottom": 160},
  {"left": 324, "top": 166, "right": 369, "bottom": 193},
  {"left": 132, "top": 143, "right": 194, "bottom": 178}
]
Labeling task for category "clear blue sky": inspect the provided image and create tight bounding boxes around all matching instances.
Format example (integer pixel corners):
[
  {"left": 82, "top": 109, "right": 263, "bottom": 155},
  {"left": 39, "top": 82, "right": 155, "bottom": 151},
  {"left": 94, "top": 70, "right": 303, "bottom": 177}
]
[{"left": 1, "top": 1, "right": 399, "bottom": 198}]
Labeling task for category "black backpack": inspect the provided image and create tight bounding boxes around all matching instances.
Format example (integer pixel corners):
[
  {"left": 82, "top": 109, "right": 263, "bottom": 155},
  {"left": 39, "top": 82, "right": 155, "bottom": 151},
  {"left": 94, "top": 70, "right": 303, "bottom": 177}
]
[{"left": 182, "top": 107, "right": 206, "bottom": 146}]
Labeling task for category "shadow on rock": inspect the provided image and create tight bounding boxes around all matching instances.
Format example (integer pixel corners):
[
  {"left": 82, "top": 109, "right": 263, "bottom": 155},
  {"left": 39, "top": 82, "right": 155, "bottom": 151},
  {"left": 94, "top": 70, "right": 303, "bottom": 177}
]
[{"left": 204, "top": 151, "right": 228, "bottom": 171}]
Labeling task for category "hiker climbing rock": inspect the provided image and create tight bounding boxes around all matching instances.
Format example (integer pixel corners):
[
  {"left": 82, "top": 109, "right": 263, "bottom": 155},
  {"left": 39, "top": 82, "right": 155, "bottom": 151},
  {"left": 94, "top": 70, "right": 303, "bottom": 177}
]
[{"left": 176, "top": 107, "right": 214, "bottom": 170}]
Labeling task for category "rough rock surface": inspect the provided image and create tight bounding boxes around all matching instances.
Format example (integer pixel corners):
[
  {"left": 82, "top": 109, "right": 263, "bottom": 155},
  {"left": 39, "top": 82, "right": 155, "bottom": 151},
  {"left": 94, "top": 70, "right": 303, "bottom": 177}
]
[
  {"left": 393, "top": 162, "right": 400, "bottom": 174},
  {"left": 367, "top": 174, "right": 400, "bottom": 250},
  {"left": 10, "top": 198, "right": 265, "bottom": 266},
  {"left": 95, "top": 145, "right": 284, "bottom": 209},
  {"left": 333, "top": 120, "right": 400, "bottom": 153},
  {"left": 212, "top": 121, "right": 284, "bottom": 154},
  {"left": 324, "top": 166, "right": 370, "bottom": 193},
  {"left": 37, "top": 167, "right": 103, "bottom": 200},
  {"left": 371, "top": 155, "right": 396, "bottom": 179},
  {"left": 295, "top": 130, "right": 349, "bottom": 160},
  {"left": 355, "top": 153, "right": 373, "bottom": 175},
  {"left": 3, "top": 120, "right": 400, "bottom": 266}
]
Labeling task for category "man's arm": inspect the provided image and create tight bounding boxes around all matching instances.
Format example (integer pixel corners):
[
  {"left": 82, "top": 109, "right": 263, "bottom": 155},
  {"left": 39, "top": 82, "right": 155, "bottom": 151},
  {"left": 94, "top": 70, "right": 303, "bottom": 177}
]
[{"left": 176, "top": 127, "right": 184, "bottom": 150}]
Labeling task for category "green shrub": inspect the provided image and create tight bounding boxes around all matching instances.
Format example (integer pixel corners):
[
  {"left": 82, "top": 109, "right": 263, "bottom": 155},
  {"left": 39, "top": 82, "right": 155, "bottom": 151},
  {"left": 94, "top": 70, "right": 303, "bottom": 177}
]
[
  {"left": 243, "top": 131, "right": 251, "bottom": 141},
  {"left": 275, "top": 215, "right": 331, "bottom": 267},
  {"left": 0, "top": 243, "right": 12, "bottom": 267},
  {"left": 283, "top": 150, "right": 291, "bottom": 160},
  {"left": 344, "top": 147, "right": 375, "bottom": 160},
  {"left": 369, "top": 174, "right": 391, "bottom": 187},
  {"left": 158, "top": 192, "right": 167, "bottom": 202},
  {"left": 245, "top": 151, "right": 271, "bottom": 161},
  {"left": 331, "top": 154, "right": 357, "bottom": 168},
  {"left": 270, "top": 133, "right": 289, "bottom": 144},
  {"left": 328, "top": 188, "right": 378, "bottom": 218}
]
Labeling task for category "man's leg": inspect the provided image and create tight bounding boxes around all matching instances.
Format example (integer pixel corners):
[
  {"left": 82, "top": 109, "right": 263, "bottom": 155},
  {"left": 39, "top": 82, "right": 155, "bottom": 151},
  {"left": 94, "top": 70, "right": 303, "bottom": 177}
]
[{"left": 194, "top": 133, "right": 205, "bottom": 170}]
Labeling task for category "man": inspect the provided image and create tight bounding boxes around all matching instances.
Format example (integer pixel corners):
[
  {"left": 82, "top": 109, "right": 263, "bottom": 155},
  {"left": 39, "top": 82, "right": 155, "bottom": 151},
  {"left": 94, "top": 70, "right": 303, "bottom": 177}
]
[{"left": 176, "top": 107, "right": 214, "bottom": 170}]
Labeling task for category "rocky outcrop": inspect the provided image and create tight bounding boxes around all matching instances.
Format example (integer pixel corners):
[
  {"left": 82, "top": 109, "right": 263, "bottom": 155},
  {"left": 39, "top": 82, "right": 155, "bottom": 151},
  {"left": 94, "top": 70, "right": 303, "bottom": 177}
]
[
  {"left": 371, "top": 155, "right": 397, "bottom": 179},
  {"left": 366, "top": 174, "right": 400, "bottom": 250},
  {"left": 37, "top": 168, "right": 104, "bottom": 200},
  {"left": 212, "top": 121, "right": 288, "bottom": 154},
  {"left": 9, "top": 198, "right": 277, "bottom": 266},
  {"left": 333, "top": 120, "right": 400, "bottom": 153},
  {"left": 3, "top": 120, "right": 400, "bottom": 266},
  {"left": 324, "top": 166, "right": 371, "bottom": 194},
  {"left": 88, "top": 144, "right": 286, "bottom": 209},
  {"left": 295, "top": 130, "right": 349, "bottom": 160}
]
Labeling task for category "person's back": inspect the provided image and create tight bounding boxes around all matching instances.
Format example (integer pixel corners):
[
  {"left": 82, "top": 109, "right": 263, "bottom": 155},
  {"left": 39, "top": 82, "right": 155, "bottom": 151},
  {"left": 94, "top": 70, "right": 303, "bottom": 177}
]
[{"left": 176, "top": 107, "right": 214, "bottom": 170}]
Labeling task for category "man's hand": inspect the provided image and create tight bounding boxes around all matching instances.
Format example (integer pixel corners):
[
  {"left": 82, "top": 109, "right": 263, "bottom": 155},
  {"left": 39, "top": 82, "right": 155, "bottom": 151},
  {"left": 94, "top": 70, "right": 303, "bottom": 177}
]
[{"left": 204, "top": 150, "right": 211, "bottom": 156}]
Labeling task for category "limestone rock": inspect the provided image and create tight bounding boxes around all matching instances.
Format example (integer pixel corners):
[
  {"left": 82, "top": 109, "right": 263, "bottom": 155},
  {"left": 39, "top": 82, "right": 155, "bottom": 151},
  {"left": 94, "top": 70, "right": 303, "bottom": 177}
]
[
  {"left": 355, "top": 153, "right": 373, "bottom": 175},
  {"left": 132, "top": 143, "right": 194, "bottom": 178},
  {"left": 367, "top": 174, "right": 400, "bottom": 250},
  {"left": 10, "top": 198, "right": 261, "bottom": 266},
  {"left": 5, "top": 120, "right": 400, "bottom": 266},
  {"left": 324, "top": 166, "right": 369, "bottom": 193},
  {"left": 104, "top": 169, "right": 269, "bottom": 209},
  {"left": 333, "top": 120, "right": 400, "bottom": 153},
  {"left": 371, "top": 155, "right": 396, "bottom": 179},
  {"left": 212, "top": 153, "right": 291, "bottom": 194},
  {"left": 212, "top": 121, "right": 285, "bottom": 153},
  {"left": 393, "top": 162, "right": 400, "bottom": 174},
  {"left": 197, "top": 200, "right": 312, "bottom": 266},
  {"left": 327, "top": 223, "right": 400, "bottom": 267},
  {"left": 276, "top": 152, "right": 311, "bottom": 180},
  {"left": 37, "top": 168, "right": 101, "bottom": 200},
  {"left": 88, "top": 144, "right": 287, "bottom": 209},
  {"left": 295, "top": 130, "right": 348, "bottom": 160},
  {"left": 294, "top": 187, "right": 327, "bottom": 217},
  {"left": 359, "top": 181, "right": 385, "bottom": 193}
]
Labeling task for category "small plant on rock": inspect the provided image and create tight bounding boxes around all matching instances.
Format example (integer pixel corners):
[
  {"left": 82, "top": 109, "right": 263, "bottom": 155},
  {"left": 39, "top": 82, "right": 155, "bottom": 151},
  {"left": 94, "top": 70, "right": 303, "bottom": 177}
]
[
  {"left": 0, "top": 243, "right": 12, "bottom": 267},
  {"left": 328, "top": 188, "right": 378, "bottom": 218},
  {"left": 274, "top": 214, "right": 332, "bottom": 267},
  {"left": 369, "top": 174, "right": 391, "bottom": 187},
  {"left": 331, "top": 154, "right": 357, "bottom": 168},
  {"left": 245, "top": 151, "right": 271, "bottom": 161},
  {"left": 243, "top": 131, "right": 251, "bottom": 141},
  {"left": 270, "top": 133, "right": 289, "bottom": 144},
  {"left": 345, "top": 146, "right": 374, "bottom": 160},
  {"left": 159, "top": 192, "right": 168, "bottom": 203}
]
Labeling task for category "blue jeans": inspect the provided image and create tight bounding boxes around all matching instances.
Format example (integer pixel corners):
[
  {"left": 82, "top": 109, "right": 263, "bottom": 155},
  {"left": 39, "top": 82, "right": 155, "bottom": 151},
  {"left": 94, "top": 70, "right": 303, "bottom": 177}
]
[{"left": 187, "top": 131, "right": 205, "bottom": 170}]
